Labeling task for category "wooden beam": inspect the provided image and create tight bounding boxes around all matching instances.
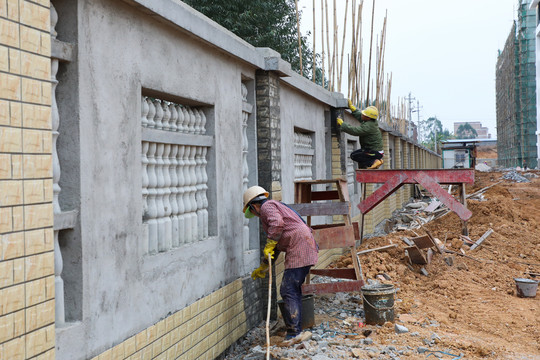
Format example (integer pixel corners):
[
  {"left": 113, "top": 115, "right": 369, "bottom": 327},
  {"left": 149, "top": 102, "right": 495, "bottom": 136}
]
[
  {"left": 357, "top": 243, "right": 397, "bottom": 255},
  {"left": 470, "top": 228, "right": 493, "bottom": 250}
]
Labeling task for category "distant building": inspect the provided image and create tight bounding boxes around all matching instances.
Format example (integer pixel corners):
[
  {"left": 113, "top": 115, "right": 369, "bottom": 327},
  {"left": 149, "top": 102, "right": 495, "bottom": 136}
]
[
  {"left": 453, "top": 122, "right": 491, "bottom": 139},
  {"left": 440, "top": 139, "right": 498, "bottom": 169},
  {"left": 529, "top": 0, "right": 540, "bottom": 167},
  {"left": 496, "top": 0, "right": 537, "bottom": 168}
]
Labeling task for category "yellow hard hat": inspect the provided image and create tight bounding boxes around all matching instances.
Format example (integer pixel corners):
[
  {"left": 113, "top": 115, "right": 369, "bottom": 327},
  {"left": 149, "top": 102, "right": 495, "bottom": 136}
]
[
  {"left": 361, "top": 106, "right": 379, "bottom": 120},
  {"left": 243, "top": 186, "right": 269, "bottom": 212}
]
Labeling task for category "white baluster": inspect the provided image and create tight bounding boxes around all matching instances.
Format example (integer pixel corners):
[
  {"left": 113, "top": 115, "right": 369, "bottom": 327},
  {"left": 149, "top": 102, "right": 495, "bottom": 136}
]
[
  {"left": 242, "top": 110, "right": 249, "bottom": 249},
  {"left": 176, "top": 105, "right": 185, "bottom": 133},
  {"left": 195, "top": 147, "right": 204, "bottom": 239},
  {"left": 141, "top": 96, "right": 149, "bottom": 127},
  {"left": 155, "top": 143, "right": 166, "bottom": 251},
  {"left": 177, "top": 145, "right": 186, "bottom": 244},
  {"left": 187, "top": 107, "right": 196, "bottom": 134},
  {"left": 182, "top": 146, "right": 192, "bottom": 243},
  {"left": 201, "top": 147, "right": 209, "bottom": 239},
  {"left": 169, "top": 103, "right": 178, "bottom": 132},
  {"left": 200, "top": 109, "right": 207, "bottom": 135},
  {"left": 147, "top": 98, "right": 156, "bottom": 128},
  {"left": 162, "top": 101, "right": 171, "bottom": 131},
  {"left": 169, "top": 145, "right": 179, "bottom": 247},
  {"left": 193, "top": 108, "right": 201, "bottom": 135},
  {"left": 161, "top": 144, "right": 172, "bottom": 251},
  {"left": 147, "top": 142, "right": 158, "bottom": 253},
  {"left": 181, "top": 107, "right": 190, "bottom": 134},
  {"left": 142, "top": 141, "right": 149, "bottom": 219},
  {"left": 187, "top": 146, "right": 198, "bottom": 242},
  {"left": 153, "top": 99, "right": 163, "bottom": 130}
]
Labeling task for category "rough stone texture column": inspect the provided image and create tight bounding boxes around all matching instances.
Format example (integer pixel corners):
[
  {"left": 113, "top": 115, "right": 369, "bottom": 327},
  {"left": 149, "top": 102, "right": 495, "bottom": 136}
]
[
  {"left": 255, "top": 70, "right": 281, "bottom": 319},
  {"left": 0, "top": 1, "right": 55, "bottom": 358}
]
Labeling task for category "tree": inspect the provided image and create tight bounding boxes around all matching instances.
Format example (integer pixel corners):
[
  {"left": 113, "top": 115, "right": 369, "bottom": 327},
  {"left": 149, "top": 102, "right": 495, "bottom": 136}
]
[
  {"left": 456, "top": 123, "right": 478, "bottom": 139},
  {"left": 182, "top": 0, "right": 315, "bottom": 78},
  {"left": 420, "top": 116, "right": 454, "bottom": 152}
]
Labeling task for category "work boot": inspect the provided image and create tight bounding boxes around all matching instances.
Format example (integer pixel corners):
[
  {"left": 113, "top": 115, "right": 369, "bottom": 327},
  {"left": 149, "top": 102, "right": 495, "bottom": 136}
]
[{"left": 368, "top": 159, "right": 383, "bottom": 169}]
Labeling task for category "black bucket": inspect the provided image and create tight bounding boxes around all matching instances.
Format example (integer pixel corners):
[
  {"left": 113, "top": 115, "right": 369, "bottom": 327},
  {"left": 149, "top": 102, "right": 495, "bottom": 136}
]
[
  {"left": 277, "top": 295, "right": 315, "bottom": 329},
  {"left": 361, "top": 283, "right": 395, "bottom": 325}
]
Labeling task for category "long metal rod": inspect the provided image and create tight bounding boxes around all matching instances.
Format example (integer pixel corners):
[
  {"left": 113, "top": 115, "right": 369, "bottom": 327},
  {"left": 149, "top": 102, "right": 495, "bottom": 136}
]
[{"left": 266, "top": 254, "right": 272, "bottom": 360}]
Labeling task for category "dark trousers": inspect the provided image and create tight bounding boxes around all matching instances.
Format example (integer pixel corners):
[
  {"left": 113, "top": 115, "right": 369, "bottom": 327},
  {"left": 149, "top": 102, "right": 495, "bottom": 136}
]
[
  {"left": 280, "top": 266, "right": 311, "bottom": 337},
  {"left": 350, "top": 149, "right": 383, "bottom": 168}
]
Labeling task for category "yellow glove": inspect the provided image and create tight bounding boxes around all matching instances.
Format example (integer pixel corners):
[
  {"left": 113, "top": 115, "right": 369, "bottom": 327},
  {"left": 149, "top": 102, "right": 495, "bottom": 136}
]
[
  {"left": 251, "top": 263, "right": 269, "bottom": 280},
  {"left": 263, "top": 239, "right": 278, "bottom": 259},
  {"left": 348, "top": 99, "right": 357, "bottom": 112},
  {"left": 336, "top": 117, "right": 343, "bottom": 126}
]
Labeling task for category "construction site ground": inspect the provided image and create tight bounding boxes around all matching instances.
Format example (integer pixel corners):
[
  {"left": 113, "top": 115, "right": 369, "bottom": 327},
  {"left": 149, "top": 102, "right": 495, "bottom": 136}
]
[{"left": 223, "top": 170, "right": 540, "bottom": 360}]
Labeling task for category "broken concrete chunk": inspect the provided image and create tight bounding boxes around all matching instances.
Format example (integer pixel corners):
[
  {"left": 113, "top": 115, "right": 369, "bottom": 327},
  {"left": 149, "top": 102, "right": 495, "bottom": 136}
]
[{"left": 395, "top": 324, "right": 409, "bottom": 334}]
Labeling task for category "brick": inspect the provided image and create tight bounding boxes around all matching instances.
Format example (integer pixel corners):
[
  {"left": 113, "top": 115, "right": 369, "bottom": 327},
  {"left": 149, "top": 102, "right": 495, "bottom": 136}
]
[
  {"left": 25, "top": 277, "right": 46, "bottom": 306},
  {"left": 0, "top": 180, "right": 23, "bottom": 206},
  {"left": 0, "top": 207, "right": 12, "bottom": 233},
  {"left": 9, "top": 48, "right": 20, "bottom": 74},
  {"left": 10, "top": 101, "right": 21, "bottom": 127},
  {"left": 13, "top": 257, "right": 24, "bottom": 283},
  {"left": 25, "top": 203, "right": 53, "bottom": 229},
  {"left": 24, "top": 179, "right": 45, "bottom": 204},
  {"left": 3, "top": 335, "right": 25, "bottom": 360},
  {"left": 111, "top": 343, "right": 125, "bottom": 360},
  {"left": 22, "top": 77, "right": 43, "bottom": 103},
  {"left": 41, "top": 80, "right": 51, "bottom": 105},
  {"left": 6, "top": 0, "right": 18, "bottom": 21},
  {"left": 135, "top": 330, "right": 148, "bottom": 351},
  {"left": 0, "top": 259, "right": 14, "bottom": 287},
  {"left": 124, "top": 335, "right": 137, "bottom": 357},
  {"left": 0, "top": 1, "right": 6, "bottom": 17},
  {"left": 13, "top": 308, "right": 24, "bottom": 336},
  {"left": 21, "top": 51, "right": 50, "bottom": 80},
  {"left": 0, "top": 154, "right": 10, "bottom": 180},
  {"left": 25, "top": 228, "right": 53, "bottom": 255},
  {"left": 0, "top": 312, "right": 15, "bottom": 342},
  {"left": 20, "top": 1, "right": 49, "bottom": 31},
  {"left": 25, "top": 251, "right": 53, "bottom": 281},
  {"left": 20, "top": 25, "right": 41, "bottom": 54},
  {"left": 26, "top": 324, "right": 55, "bottom": 358},
  {"left": 0, "top": 18, "right": 19, "bottom": 47},
  {"left": 26, "top": 299, "right": 54, "bottom": 332},
  {"left": 0, "top": 73, "right": 21, "bottom": 101},
  {"left": 0, "top": 100, "right": 8, "bottom": 126},
  {"left": 22, "top": 103, "right": 51, "bottom": 129},
  {"left": 12, "top": 205, "right": 23, "bottom": 231},
  {"left": 0, "top": 127, "right": 22, "bottom": 153},
  {"left": 23, "top": 154, "right": 52, "bottom": 178},
  {"left": 0, "top": 45, "right": 8, "bottom": 72},
  {"left": 22, "top": 128, "right": 44, "bottom": 153},
  {"left": 1, "top": 231, "right": 24, "bottom": 260},
  {"left": 41, "top": 130, "right": 51, "bottom": 153},
  {"left": 35, "top": 348, "right": 55, "bottom": 360},
  {"left": 40, "top": 30, "right": 50, "bottom": 57}
]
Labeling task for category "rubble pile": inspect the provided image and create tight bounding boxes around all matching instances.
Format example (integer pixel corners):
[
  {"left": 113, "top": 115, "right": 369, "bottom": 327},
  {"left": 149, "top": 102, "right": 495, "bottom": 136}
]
[{"left": 502, "top": 170, "right": 531, "bottom": 183}]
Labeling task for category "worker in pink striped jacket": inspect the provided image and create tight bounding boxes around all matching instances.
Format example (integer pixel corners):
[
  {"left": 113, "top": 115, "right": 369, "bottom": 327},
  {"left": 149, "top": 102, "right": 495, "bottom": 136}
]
[{"left": 243, "top": 186, "right": 318, "bottom": 340}]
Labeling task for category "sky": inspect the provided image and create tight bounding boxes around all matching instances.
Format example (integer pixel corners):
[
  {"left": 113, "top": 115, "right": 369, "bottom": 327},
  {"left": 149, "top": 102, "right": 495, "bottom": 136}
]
[{"left": 298, "top": 0, "right": 519, "bottom": 138}]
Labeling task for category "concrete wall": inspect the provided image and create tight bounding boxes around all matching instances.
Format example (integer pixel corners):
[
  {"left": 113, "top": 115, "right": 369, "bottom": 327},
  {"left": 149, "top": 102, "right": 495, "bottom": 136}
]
[{"left": 0, "top": 1, "right": 55, "bottom": 359}]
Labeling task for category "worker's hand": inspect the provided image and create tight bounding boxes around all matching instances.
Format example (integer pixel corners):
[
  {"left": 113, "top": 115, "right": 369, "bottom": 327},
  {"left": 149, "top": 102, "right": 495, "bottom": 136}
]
[
  {"left": 263, "top": 239, "right": 278, "bottom": 259},
  {"left": 251, "top": 263, "right": 269, "bottom": 280},
  {"left": 348, "top": 99, "right": 356, "bottom": 112},
  {"left": 336, "top": 117, "right": 343, "bottom": 126}
]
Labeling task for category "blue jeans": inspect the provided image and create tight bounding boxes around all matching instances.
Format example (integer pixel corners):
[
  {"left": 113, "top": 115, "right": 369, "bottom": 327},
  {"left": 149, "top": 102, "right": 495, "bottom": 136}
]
[{"left": 280, "top": 266, "right": 311, "bottom": 337}]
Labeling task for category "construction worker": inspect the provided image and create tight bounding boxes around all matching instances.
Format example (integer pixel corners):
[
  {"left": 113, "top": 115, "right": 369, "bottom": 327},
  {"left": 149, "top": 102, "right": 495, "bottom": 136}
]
[
  {"left": 243, "top": 186, "right": 318, "bottom": 341},
  {"left": 337, "top": 101, "right": 384, "bottom": 169}
]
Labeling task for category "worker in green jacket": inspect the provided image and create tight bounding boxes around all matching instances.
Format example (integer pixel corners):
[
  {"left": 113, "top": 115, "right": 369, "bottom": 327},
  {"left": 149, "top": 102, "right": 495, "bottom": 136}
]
[{"left": 337, "top": 101, "right": 384, "bottom": 169}]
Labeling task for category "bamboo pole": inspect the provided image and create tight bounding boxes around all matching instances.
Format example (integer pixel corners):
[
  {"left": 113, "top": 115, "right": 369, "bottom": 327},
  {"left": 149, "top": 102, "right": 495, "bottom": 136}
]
[
  {"left": 312, "top": 0, "right": 316, "bottom": 82},
  {"left": 294, "top": 0, "right": 303, "bottom": 75},
  {"left": 355, "top": 3, "right": 363, "bottom": 105},
  {"left": 330, "top": 0, "right": 337, "bottom": 91},
  {"left": 348, "top": 0, "right": 356, "bottom": 100},
  {"left": 366, "top": 0, "right": 375, "bottom": 107},
  {"left": 325, "top": 0, "right": 330, "bottom": 89},
  {"left": 321, "top": 0, "right": 326, "bottom": 88},
  {"left": 265, "top": 254, "right": 272, "bottom": 360},
  {"left": 338, "top": 0, "right": 349, "bottom": 91}
]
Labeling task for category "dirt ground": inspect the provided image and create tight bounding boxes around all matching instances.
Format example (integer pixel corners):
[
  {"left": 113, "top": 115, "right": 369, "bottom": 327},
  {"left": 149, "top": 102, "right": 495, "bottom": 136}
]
[{"left": 332, "top": 170, "right": 540, "bottom": 359}]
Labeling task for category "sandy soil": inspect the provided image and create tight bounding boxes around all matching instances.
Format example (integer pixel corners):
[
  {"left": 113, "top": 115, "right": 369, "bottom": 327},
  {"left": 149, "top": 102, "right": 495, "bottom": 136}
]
[{"left": 333, "top": 170, "right": 540, "bottom": 359}]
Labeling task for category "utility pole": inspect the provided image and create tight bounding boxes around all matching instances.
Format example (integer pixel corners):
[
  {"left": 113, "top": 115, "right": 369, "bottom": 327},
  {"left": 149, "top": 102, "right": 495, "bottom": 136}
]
[
  {"left": 412, "top": 100, "right": 423, "bottom": 142},
  {"left": 405, "top": 92, "right": 415, "bottom": 139}
]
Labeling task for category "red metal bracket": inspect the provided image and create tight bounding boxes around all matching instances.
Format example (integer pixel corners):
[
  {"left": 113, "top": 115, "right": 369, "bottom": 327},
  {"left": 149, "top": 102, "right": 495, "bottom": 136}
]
[{"left": 356, "top": 169, "right": 474, "bottom": 221}]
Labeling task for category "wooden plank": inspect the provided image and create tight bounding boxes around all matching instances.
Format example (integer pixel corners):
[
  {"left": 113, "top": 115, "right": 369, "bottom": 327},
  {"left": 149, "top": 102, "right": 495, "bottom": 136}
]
[
  {"left": 470, "top": 228, "right": 493, "bottom": 250},
  {"left": 312, "top": 225, "right": 355, "bottom": 249},
  {"left": 311, "top": 190, "right": 340, "bottom": 201},
  {"left": 411, "top": 235, "right": 435, "bottom": 249},
  {"left": 287, "top": 202, "right": 350, "bottom": 216},
  {"left": 302, "top": 280, "right": 364, "bottom": 295},
  {"left": 401, "top": 237, "right": 414, "bottom": 246},
  {"left": 424, "top": 230, "right": 444, "bottom": 254},
  {"left": 424, "top": 200, "right": 441, "bottom": 213},
  {"left": 357, "top": 244, "right": 397, "bottom": 255},
  {"left": 405, "top": 245, "right": 427, "bottom": 264},
  {"left": 310, "top": 268, "right": 357, "bottom": 280}
]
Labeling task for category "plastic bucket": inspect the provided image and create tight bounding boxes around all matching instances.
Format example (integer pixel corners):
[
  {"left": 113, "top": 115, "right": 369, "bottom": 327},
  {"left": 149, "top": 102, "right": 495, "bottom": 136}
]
[
  {"left": 361, "top": 284, "right": 395, "bottom": 325},
  {"left": 277, "top": 295, "right": 315, "bottom": 329},
  {"left": 514, "top": 278, "right": 539, "bottom": 298}
]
